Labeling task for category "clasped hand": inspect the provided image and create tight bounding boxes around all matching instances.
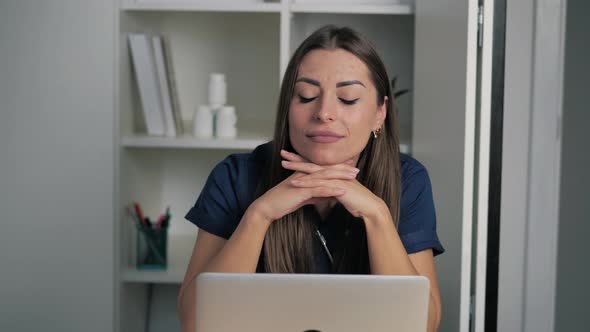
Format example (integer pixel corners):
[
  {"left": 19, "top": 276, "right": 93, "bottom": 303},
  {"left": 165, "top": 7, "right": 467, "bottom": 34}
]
[{"left": 250, "top": 149, "right": 387, "bottom": 224}]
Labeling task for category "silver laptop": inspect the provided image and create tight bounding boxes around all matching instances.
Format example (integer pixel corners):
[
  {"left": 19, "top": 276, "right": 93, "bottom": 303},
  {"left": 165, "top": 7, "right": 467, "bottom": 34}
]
[{"left": 196, "top": 272, "right": 430, "bottom": 332}]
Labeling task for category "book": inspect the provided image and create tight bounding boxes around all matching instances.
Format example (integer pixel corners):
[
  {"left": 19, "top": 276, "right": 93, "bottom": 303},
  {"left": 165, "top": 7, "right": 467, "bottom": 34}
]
[
  {"left": 160, "top": 36, "right": 183, "bottom": 136},
  {"left": 128, "top": 33, "right": 166, "bottom": 136},
  {"left": 152, "top": 35, "right": 177, "bottom": 137}
]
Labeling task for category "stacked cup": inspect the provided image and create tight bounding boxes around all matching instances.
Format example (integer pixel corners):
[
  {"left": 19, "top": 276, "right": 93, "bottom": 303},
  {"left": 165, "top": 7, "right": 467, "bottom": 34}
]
[{"left": 193, "top": 73, "right": 238, "bottom": 139}]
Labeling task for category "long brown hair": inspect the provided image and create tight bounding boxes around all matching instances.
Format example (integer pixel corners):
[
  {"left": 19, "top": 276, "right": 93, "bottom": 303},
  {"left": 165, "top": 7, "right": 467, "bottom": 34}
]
[{"left": 257, "top": 25, "right": 401, "bottom": 274}]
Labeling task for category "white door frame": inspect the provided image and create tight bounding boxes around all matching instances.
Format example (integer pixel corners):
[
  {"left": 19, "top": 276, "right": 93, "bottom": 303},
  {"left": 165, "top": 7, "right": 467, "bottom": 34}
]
[
  {"left": 473, "top": 1, "right": 495, "bottom": 332},
  {"left": 524, "top": 0, "right": 566, "bottom": 330},
  {"left": 499, "top": 0, "right": 566, "bottom": 331}
]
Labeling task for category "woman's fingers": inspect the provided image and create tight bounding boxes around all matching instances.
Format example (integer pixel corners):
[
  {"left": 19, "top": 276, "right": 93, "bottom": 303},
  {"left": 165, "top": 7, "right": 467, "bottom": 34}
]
[
  {"left": 290, "top": 168, "right": 358, "bottom": 182},
  {"left": 254, "top": 171, "right": 347, "bottom": 222},
  {"left": 282, "top": 160, "right": 359, "bottom": 174},
  {"left": 281, "top": 149, "right": 357, "bottom": 168},
  {"left": 305, "top": 186, "right": 346, "bottom": 198},
  {"left": 287, "top": 171, "right": 308, "bottom": 180},
  {"left": 291, "top": 178, "right": 341, "bottom": 188},
  {"left": 280, "top": 149, "right": 308, "bottom": 162},
  {"left": 281, "top": 160, "right": 323, "bottom": 174}
]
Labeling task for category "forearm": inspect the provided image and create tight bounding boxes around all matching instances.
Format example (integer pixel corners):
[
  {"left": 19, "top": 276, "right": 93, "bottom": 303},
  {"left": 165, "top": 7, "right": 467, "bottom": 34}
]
[
  {"left": 364, "top": 205, "right": 440, "bottom": 332},
  {"left": 202, "top": 208, "right": 271, "bottom": 273},
  {"left": 364, "top": 206, "right": 416, "bottom": 275},
  {"left": 178, "top": 208, "right": 271, "bottom": 332}
]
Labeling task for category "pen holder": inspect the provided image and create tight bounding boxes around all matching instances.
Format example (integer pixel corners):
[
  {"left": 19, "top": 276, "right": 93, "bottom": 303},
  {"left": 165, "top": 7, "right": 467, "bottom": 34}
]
[{"left": 136, "top": 225, "right": 168, "bottom": 270}]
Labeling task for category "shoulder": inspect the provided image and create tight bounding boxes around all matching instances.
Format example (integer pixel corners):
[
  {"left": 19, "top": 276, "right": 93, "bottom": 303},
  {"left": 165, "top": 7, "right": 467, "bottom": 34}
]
[
  {"left": 399, "top": 153, "right": 433, "bottom": 211},
  {"left": 397, "top": 153, "right": 445, "bottom": 256},
  {"left": 184, "top": 142, "right": 272, "bottom": 238},
  {"left": 206, "top": 141, "right": 271, "bottom": 208},
  {"left": 210, "top": 141, "right": 271, "bottom": 179},
  {"left": 399, "top": 153, "right": 431, "bottom": 188}
]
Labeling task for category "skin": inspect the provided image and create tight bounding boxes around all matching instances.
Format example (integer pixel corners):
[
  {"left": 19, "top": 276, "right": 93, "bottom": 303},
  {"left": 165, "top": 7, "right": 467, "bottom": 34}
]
[
  {"left": 178, "top": 49, "right": 442, "bottom": 332},
  {"left": 288, "top": 49, "right": 385, "bottom": 166}
]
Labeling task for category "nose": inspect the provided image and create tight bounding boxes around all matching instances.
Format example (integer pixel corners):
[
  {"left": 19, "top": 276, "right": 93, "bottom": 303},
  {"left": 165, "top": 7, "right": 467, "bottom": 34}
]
[{"left": 314, "top": 95, "right": 337, "bottom": 122}]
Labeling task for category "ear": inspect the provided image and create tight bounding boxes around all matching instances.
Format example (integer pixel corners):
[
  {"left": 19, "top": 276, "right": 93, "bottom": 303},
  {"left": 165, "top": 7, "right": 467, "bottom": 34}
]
[{"left": 374, "top": 96, "right": 388, "bottom": 130}]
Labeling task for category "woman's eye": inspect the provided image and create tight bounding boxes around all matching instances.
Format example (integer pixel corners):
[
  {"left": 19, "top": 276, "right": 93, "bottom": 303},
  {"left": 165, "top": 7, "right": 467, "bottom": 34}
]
[
  {"left": 339, "top": 98, "right": 360, "bottom": 105},
  {"left": 298, "top": 95, "right": 317, "bottom": 103}
]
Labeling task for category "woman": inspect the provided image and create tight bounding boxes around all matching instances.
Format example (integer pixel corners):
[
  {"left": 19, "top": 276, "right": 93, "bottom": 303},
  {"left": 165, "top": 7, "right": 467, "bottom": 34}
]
[{"left": 178, "top": 25, "right": 445, "bottom": 332}]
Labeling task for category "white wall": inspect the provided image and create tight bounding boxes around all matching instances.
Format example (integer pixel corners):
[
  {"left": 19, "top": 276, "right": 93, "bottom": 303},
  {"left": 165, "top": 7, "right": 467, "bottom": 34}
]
[
  {"left": 0, "top": 1, "right": 116, "bottom": 331},
  {"left": 554, "top": 0, "right": 590, "bottom": 330}
]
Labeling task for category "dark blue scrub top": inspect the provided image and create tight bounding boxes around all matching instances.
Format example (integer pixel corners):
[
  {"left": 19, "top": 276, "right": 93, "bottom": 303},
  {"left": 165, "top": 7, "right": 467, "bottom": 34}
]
[{"left": 185, "top": 142, "right": 445, "bottom": 273}]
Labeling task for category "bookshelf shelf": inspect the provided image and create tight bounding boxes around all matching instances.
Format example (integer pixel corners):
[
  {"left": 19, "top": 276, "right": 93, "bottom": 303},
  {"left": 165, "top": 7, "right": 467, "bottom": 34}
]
[
  {"left": 121, "top": 135, "right": 270, "bottom": 150},
  {"left": 290, "top": 3, "right": 413, "bottom": 15},
  {"left": 121, "top": 1, "right": 282, "bottom": 13}
]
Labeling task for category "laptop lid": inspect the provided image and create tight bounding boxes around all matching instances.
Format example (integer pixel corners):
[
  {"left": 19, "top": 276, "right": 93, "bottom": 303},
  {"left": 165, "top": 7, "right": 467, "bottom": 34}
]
[{"left": 196, "top": 272, "right": 430, "bottom": 332}]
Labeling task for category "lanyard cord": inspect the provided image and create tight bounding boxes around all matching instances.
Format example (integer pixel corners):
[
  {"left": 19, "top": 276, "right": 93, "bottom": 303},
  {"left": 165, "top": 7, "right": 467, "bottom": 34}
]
[{"left": 315, "top": 227, "right": 334, "bottom": 265}]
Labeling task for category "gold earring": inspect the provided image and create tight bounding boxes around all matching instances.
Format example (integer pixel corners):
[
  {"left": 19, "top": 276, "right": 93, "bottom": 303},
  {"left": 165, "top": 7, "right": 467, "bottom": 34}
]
[{"left": 373, "top": 126, "right": 381, "bottom": 139}]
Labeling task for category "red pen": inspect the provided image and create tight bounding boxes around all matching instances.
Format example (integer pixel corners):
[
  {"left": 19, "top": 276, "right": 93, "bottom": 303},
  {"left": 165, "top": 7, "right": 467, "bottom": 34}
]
[
  {"left": 127, "top": 205, "right": 140, "bottom": 225},
  {"left": 134, "top": 202, "right": 148, "bottom": 227}
]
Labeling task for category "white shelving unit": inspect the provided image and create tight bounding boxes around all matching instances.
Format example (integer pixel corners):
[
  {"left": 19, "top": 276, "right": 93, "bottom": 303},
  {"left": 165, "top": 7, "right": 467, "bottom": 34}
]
[
  {"left": 116, "top": 1, "right": 478, "bottom": 331},
  {"left": 116, "top": 2, "right": 417, "bottom": 331}
]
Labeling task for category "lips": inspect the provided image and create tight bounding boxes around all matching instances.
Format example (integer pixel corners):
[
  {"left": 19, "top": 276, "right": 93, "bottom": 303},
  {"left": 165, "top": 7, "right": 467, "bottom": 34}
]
[{"left": 306, "top": 130, "right": 344, "bottom": 143}]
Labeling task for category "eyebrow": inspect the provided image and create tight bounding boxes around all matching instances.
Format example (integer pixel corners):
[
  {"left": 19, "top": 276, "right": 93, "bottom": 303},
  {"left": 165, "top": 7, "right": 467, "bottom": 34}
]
[{"left": 295, "top": 77, "right": 366, "bottom": 88}]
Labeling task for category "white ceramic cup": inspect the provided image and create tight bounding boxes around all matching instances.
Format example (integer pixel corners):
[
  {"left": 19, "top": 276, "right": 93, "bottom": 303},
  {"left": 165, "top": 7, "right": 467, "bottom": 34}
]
[
  {"left": 193, "top": 105, "right": 213, "bottom": 138},
  {"left": 215, "top": 105, "right": 237, "bottom": 139}
]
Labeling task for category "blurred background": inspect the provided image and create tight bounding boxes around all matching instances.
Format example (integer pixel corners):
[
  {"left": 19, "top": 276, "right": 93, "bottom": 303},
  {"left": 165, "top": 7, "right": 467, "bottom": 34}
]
[{"left": 0, "top": 0, "right": 587, "bottom": 331}]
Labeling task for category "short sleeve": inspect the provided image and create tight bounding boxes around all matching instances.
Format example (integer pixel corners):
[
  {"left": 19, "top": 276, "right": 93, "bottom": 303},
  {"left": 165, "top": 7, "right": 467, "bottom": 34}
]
[
  {"left": 184, "top": 156, "right": 243, "bottom": 239},
  {"left": 398, "top": 160, "right": 445, "bottom": 256}
]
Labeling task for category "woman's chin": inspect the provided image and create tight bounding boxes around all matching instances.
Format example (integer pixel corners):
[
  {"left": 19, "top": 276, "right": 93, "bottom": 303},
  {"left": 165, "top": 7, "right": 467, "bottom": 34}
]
[
  {"left": 304, "top": 150, "right": 349, "bottom": 166},
  {"left": 291, "top": 141, "right": 359, "bottom": 165}
]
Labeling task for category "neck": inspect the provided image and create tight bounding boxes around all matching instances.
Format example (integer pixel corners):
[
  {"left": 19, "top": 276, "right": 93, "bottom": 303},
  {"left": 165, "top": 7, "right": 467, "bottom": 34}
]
[{"left": 314, "top": 198, "right": 337, "bottom": 220}]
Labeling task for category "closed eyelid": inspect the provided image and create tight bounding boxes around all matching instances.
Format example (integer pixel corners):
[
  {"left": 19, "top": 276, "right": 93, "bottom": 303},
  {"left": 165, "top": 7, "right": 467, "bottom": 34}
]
[
  {"left": 297, "top": 94, "right": 358, "bottom": 104},
  {"left": 297, "top": 94, "right": 318, "bottom": 104},
  {"left": 339, "top": 97, "right": 360, "bottom": 105}
]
